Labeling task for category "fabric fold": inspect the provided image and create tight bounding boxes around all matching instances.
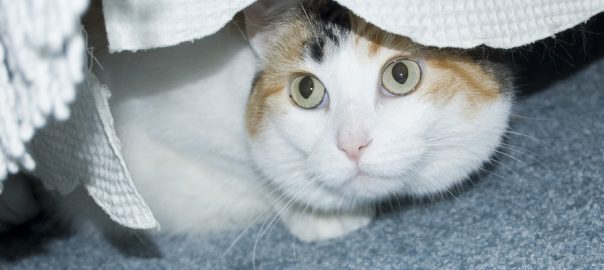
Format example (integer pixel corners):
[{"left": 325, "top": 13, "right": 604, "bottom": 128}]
[
  {"left": 103, "top": 0, "right": 604, "bottom": 52},
  {"left": 30, "top": 73, "right": 158, "bottom": 229}
]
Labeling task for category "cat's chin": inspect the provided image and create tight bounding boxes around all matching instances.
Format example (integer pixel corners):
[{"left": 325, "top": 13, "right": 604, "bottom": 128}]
[
  {"left": 338, "top": 173, "right": 409, "bottom": 198},
  {"left": 318, "top": 165, "right": 416, "bottom": 194},
  {"left": 278, "top": 173, "right": 408, "bottom": 211}
]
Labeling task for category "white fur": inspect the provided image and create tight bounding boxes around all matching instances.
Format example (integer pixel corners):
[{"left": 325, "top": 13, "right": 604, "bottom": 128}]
[
  {"left": 249, "top": 39, "right": 511, "bottom": 211},
  {"left": 80, "top": 21, "right": 510, "bottom": 241},
  {"left": 279, "top": 206, "right": 375, "bottom": 242},
  {"left": 103, "top": 25, "right": 271, "bottom": 234}
]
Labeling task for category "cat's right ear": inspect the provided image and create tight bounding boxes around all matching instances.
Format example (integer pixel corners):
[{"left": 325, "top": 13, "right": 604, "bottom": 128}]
[{"left": 243, "top": 0, "right": 296, "bottom": 56}]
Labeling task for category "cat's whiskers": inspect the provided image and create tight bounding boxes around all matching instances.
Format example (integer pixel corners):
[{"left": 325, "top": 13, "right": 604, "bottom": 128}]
[
  {"left": 423, "top": 128, "right": 512, "bottom": 141},
  {"left": 249, "top": 186, "right": 303, "bottom": 268},
  {"left": 486, "top": 157, "right": 524, "bottom": 178},
  {"left": 230, "top": 20, "right": 249, "bottom": 42},
  {"left": 298, "top": 1, "right": 319, "bottom": 45},
  {"left": 509, "top": 112, "right": 554, "bottom": 122},
  {"left": 237, "top": 134, "right": 520, "bottom": 257},
  {"left": 424, "top": 128, "right": 551, "bottom": 172},
  {"left": 504, "top": 129, "right": 551, "bottom": 147},
  {"left": 410, "top": 145, "right": 519, "bottom": 186},
  {"left": 478, "top": 167, "right": 514, "bottom": 183},
  {"left": 497, "top": 143, "right": 551, "bottom": 171},
  {"left": 425, "top": 128, "right": 550, "bottom": 160},
  {"left": 222, "top": 188, "right": 286, "bottom": 255},
  {"left": 223, "top": 157, "right": 312, "bottom": 255},
  {"left": 252, "top": 176, "right": 321, "bottom": 269},
  {"left": 360, "top": 129, "right": 533, "bottom": 181},
  {"left": 247, "top": 161, "right": 316, "bottom": 238},
  {"left": 422, "top": 142, "right": 524, "bottom": 173},
  {"left": 388, "top": 158, "right": 460, "bottom": 202}
]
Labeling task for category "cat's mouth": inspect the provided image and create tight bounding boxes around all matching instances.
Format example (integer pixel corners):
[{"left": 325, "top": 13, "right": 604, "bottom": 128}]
[
  {"left": 315, "top": 160, "right": 418, "bottom": 187},
  {"left": 347, "top": 173, "right": 378, "bottom": 187},
  {"left": 349, "top": 170, "right": 401, "bottom": 184},
  {"left": 302, "top": 153, "right": 424, "bottom": 202},
  {"left": 292, "top": 160, "right": 422, "bottom": 208},
  {"left": 350, "top": 170, "right": 375, "bottom": 182},
  {"left": 327, "top": 170, "right": 409, "bottom": 201},
  {"left": 340, "top": 168, "right": 407, "bottom": 187},
  {"left": 312, "top": 167, "right": 377, "bottom": 190}
]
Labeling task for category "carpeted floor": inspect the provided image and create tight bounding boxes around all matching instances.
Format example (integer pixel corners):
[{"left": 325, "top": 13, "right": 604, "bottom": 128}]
[{"left": 1, "top": 16, "right": 604, "bottom": 270}]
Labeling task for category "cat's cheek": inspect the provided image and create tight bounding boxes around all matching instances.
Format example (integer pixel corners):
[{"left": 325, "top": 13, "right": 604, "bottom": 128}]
[
  {"left": 249, "top": 133, "right": 366, "bottom": 209},
  {"left": 268, "top": 106, "right": 330, "bottom": 151},
  {"left": 359, "top": 104, "right": 433, "bottom": 179},
  {"left": 407, "top": 98, "right": 512, "bottom": 195}
]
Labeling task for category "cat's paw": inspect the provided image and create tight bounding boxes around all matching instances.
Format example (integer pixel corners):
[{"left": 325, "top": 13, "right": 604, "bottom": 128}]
[{"left": 280, "top": 207, "right": 374, "bottom": 242}]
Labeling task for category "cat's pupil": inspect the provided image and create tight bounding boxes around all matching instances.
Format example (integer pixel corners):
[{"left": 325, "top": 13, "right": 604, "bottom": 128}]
[
  {"left": 392, "top": 62, "right": 408, "bottom": 84},
  {"left": 299, "top": 76, "right": 314, "bottom": 99}
]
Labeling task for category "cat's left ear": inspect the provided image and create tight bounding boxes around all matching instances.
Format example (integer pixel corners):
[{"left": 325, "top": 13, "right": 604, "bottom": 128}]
[{"left": 243, "top": 0, "right": 297, "bottom": 56}]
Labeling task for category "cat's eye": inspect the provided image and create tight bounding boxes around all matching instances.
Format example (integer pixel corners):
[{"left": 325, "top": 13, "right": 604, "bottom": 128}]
[
  {"left": 289, "top": 75, "right": 326, "bottom": 109},
  {"left": 381, "top": 59, "right": 421, "bottom": 95}
]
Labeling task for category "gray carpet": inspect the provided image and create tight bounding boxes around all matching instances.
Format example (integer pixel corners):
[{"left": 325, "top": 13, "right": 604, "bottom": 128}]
[{"left": 2, "top": 17, "right": 604, "bottom": 270}]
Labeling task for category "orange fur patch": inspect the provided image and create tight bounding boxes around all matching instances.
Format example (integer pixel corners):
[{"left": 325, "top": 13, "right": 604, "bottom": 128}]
[
  {"left": 246, "top": 17, "right": 311, "bottom": 137},
  {"left": 422, "top": 54, "right": 500, "bottom": 109},
  {"left": 350, "top": 15, "right": 415, "bottom": 56},
  {"left": 350, "top": 15, "right": 501, "bottom": 111}
]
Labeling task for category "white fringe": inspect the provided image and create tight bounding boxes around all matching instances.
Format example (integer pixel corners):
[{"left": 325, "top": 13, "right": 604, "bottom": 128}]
[{"left": 0, "top": 0, "right": 88, "bottom": 188}]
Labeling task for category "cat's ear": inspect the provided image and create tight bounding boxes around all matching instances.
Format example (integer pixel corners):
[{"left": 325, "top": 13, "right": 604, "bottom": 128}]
[{"left": 244, "top": 0, "right": 297, "bottom": 56}]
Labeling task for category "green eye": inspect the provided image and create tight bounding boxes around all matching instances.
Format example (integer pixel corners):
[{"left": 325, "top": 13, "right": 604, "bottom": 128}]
[
  {"left": 381, "top": 59, "right": 421, "bottom": 95},
  {"left": 290, "top": 75, "right": 326, "bottom": 109}
]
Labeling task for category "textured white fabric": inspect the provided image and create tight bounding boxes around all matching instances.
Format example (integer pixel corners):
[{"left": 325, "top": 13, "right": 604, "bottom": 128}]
[
  {"left": 102, "top": 0, "right": 256, "bottom": 52},
  {"left": 0, "top": 0, "right": 157, "bottom": 229},
  {"left": 104, "top": 0, "right": 604, "bottom": 52},
  {"left": 0, "top": 0, "right": 87, "bottom": 187},
  {"left": 339, "top": 0, "right": 604, "bottom": 48},
  {"left": 30, "top": 73, "right": 158, "bottom": 229}
]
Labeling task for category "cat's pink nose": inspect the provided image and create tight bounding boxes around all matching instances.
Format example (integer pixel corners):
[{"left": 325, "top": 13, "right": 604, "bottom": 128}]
[{"left": 337, "top": 137, "right": 372, "bottom": 160}]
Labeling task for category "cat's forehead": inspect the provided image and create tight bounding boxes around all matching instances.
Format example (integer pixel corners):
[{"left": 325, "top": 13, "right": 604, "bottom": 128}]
[
  {"left": 295, "top": 2, "right": 417, "bottom": 64},
  {"left": 298, "top": 2, "right": 351, "bottom": 63},
  {"left": 260, "top": 1, "right": 417, "bottom": 69}
]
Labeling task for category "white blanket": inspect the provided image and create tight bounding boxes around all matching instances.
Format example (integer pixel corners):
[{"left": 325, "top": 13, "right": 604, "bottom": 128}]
[
  {"left": 104, "top": 0, "right": 604, "bottom": 51},
  {"left": 3, "top": 0, "right": 603, "bottom": 229},
  {"left": 0, "top": 0, "right": 87, "bottom": 188}
]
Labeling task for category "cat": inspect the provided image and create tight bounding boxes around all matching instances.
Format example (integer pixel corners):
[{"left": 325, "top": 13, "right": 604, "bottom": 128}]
[
  {"left": 239, "top": 0, "right": 512, "bottom": 240},
  {"left": 50, "top": 0, "right": 513, "bottom": 242}
]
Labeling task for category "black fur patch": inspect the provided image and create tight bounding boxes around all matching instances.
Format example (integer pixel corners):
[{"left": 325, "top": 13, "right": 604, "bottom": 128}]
[
  {"left": 301, "top": 1, "right": 351, "bottom": 63},
  {"left": 308, "top": 37, "right": 326, "bottom": 62},
  {"left": 313, "top": 0, "right": 351, "bottom": 31},
  {"left": 324, "top": 28, "right": 340, "bottom": 46}
]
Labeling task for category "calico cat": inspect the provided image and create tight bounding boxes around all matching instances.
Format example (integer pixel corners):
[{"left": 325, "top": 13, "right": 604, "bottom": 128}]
[
  {"left": 239, "top": 0, "right": 512, "bottom": 240},
  {"left": 52, "top": 0, "right": 512, "bottom": 241}
]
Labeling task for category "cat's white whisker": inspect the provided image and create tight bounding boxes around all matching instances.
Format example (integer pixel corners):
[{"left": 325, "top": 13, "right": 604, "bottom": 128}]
[
  {"left": 498, "top": 143, "right": 551, "bottom": 171},
  {"left": 478, "top": 167, "right": 514, "bottom": 183},
  {"left": 491, "top": 149, "right": 528, "bottom": 167},
  {"left": 509, "top": 112, "right": 553, "bottom": 122},
  {"left": 252, "top": 177, "right": 320, "bottom": 269},
  {"left": 224, "top": 160, "right": 312, "bottom": 255},
  {"left": 504, "top": 130, "right": 550, "bottom": 146}
]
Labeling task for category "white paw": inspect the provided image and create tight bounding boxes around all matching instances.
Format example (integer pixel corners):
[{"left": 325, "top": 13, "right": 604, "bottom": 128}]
[{"left": 280, "top": 208, "right": 374, "bottom": 242}]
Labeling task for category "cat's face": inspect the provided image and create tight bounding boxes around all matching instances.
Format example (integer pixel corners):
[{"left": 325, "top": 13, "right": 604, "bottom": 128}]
[{"left": 245, "top": 1, "right": 512, "bottom": 211}]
